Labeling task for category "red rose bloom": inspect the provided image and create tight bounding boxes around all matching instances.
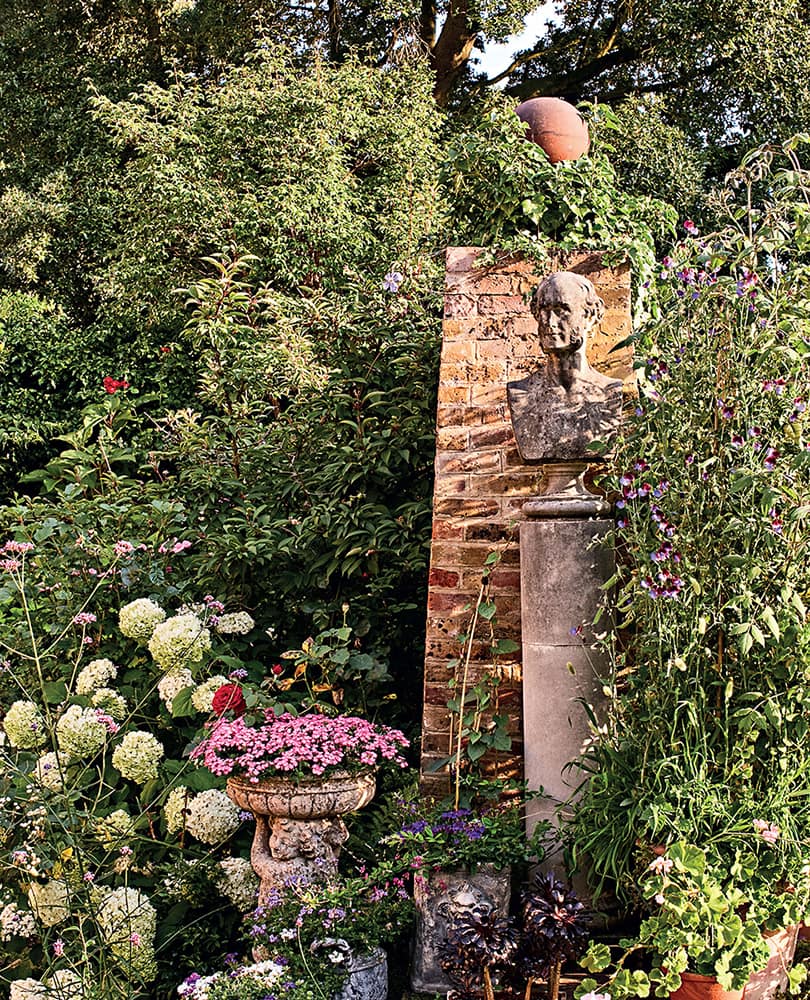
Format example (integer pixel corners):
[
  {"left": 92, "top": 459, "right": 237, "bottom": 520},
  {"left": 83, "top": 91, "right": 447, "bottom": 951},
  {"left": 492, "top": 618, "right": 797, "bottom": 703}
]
[
  {"left": 103, "top": 376, "right": 130, "bottom": 394},
  {"left": 211, "top": 683, "right": 246, "bottom": 717}
]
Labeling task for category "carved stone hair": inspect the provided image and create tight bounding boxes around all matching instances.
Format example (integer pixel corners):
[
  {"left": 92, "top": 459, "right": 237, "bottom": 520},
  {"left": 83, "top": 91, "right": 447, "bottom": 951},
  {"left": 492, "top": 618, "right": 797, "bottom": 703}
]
[{"left": 530, "top": 271, "right": 605, "bottom": 327}]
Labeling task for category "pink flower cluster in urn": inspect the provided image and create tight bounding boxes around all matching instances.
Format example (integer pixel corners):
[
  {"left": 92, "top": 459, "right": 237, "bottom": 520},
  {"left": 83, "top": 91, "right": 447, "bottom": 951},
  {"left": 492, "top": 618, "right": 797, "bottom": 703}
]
[{"left": 192, "top": 708, "right": 409, "bottom": 903}]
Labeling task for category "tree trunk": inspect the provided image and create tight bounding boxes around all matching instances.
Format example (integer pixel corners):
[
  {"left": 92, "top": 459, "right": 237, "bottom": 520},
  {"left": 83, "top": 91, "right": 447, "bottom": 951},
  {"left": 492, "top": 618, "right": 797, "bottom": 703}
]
[
  {"left": 430, "top": 0, "right": 477, "bottom": 106},
  {"left": 327, "top": 0, "right": 342, "bottom": 61}
]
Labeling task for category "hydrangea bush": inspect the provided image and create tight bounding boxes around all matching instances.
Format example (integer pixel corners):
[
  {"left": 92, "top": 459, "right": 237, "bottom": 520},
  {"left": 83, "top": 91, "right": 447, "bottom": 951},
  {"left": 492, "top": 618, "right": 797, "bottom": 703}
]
[{"left": 0, "top": 543, "right": 270, "bottom": 998}]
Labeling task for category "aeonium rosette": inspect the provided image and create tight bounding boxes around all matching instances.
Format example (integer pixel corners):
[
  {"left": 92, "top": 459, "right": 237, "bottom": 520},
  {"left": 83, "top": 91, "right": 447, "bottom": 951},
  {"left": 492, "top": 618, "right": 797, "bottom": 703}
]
[{"left": 191, "top": 710, "right": 409, "bottom": 782}]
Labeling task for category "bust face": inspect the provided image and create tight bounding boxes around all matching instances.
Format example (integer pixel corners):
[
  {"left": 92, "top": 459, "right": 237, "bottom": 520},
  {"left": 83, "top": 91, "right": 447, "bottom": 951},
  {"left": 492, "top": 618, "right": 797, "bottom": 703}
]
[{"left": 533, "top": 272, "right": 599, "bottom": 354}]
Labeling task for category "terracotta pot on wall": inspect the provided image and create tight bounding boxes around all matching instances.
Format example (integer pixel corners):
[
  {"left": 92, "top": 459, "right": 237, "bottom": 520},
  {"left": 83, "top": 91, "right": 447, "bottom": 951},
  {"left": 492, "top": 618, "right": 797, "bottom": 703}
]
[{"left": 515, "top": 97, "right": 590, "bottom": 163}]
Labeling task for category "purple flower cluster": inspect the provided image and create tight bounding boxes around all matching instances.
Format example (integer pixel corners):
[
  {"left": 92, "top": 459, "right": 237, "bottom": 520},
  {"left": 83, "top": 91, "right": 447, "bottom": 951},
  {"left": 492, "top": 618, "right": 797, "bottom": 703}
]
[
  {"left": 191, "top": 712, "right": 409, "bottom": 781},
  {"left": 640, "top": 568, "right": 685, "bottom": 599},
  {"left": 616, "top": 460, "right": 684, "bottom": 597},
  {"left": 399, "top": 808, "right": 485, "bottom": 847}
]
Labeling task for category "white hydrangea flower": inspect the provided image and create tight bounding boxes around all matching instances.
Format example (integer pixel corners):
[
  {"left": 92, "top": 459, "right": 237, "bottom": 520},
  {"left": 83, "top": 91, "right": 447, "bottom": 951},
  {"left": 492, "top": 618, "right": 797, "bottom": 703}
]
[
  {"left": 34, "top": 751, "right": 69, "bottom": 791},
  {"left": 148, "top": 614, "right": 211, "bottom": 671},
  {"left": 46, "top": 971, "right": 84, "bottom": 1000},
  {"left": 170, "top": 0, "right": 197, "bottom": 16},
  {"left": 216, "top": 857, "right": 259, "bottom": 912},
  {"left": 157, "top": 668, "right": 194, "bottom": 712},
  {"left": 96, "top": 886, "right": 157, "bottom": 983},
  {"left": 185, "top": 789, "right": 241, "bottom": 844},
  {"left": 119, "top": 598, "right": 166, "bottom": 643},
  {"left": 190, "top": 675, "right": 228, "bottom": 713},
  {"left": 214, "top": 612, "right": 255, "bottom": 635},
  {"left": 91, "top": 687, "right": 128, "bottom": 720},
  {"left": 164, "top": 786, "right": 193, "bottom": 834},
  {"left": 75, "top": 657, "right": 117, "bottom": 695},
  {"left": 0, "top": 901, "right": 38, "bottom": 941},
  {"left": 3, "top": 700, "right": 47, "bottom": 749},
  {"left": 9, "top": 978, "right": 47, "bottom": 1000},
  {"left": 27, "top": 879, "right": 70, "bottom": 926},
  {"left": 95, "top": 808, "right": 134, "bottom": 845},
  {"left": 112, "top": 731, "right": 164, "bottom": 784},
  {"left": 56, "top": 705, "right": 107, "bottom": 759}
]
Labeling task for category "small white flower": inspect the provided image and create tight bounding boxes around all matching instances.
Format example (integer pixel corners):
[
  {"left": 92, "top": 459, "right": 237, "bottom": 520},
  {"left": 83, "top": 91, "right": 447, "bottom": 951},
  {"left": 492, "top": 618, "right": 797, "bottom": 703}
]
[
  {"left": 191, "top": 675, "right": 228, "bottom": 713},
  {"left": 27, "top": 879, "right": 70, "bottom": 927},
  {"left": 56, "top": 705, "right": 107, "bottom": 759},
  {"left": 76, "top": 658, "right": 117, "bottom": 695},
  {"left": 112, "top": 731, "right": 164, "bottom": 784},
  {"left": 164, "top": 786, "right": 192, "bottom": 835},
  {"left": 3, "top": 700, "right": 46, "bottom": 749},
  {"left": 214, "top": 612, "right": 255, "bottom": 635},
  {"left": 216, "top": 857, "right": 259, "bottom": 912},
  {"left": 148, "top": 614, "right": 211, "bottom": 671},
  {"left": 119, "top": 598, "right": 166, "bottom": 643},
  {"left": 158, "top": 668, "right": 194, "bottom": 713},
  {"left": 185, "top": 789, "right": 240, "bottom": 844},
  {"left": 10, "top": 978, "right": 48, "bottom": 1000},
  {"left": 0, "top": 902, "right": 37, "bottom": 941},
  {"left": 34, "top": 751, "right": 69, "bottom": 792}
]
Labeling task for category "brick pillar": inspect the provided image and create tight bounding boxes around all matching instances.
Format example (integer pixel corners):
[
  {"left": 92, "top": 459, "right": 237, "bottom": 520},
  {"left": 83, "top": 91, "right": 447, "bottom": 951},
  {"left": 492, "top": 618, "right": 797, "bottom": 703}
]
[{"left": 419, "top": 247, "right": 633, "bottom": 795}]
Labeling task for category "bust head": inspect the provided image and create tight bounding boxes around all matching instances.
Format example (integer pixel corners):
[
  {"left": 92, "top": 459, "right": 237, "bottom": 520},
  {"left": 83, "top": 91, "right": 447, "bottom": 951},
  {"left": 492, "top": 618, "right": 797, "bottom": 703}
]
[{"left": 530, "top": 271, "right": 604, "bottom": 355}]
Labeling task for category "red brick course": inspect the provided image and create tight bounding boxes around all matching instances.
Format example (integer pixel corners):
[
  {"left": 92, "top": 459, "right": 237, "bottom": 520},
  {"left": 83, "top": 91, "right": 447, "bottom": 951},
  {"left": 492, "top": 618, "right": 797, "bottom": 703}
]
[{"left": 419, "top": 247, "right": 633, "bottom": 793}]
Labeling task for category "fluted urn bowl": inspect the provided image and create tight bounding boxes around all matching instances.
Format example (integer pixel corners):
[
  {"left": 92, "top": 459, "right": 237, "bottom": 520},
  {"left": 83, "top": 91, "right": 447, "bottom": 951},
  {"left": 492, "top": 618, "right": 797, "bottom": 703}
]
[{"left": 226, "top": 770, "right": 376, "bottom": 819}]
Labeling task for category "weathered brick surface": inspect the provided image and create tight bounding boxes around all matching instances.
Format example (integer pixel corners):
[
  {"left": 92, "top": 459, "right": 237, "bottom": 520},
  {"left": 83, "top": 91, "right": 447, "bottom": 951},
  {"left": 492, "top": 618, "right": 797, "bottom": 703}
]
[{"left": 419, "top": 248, "right": 632, "bottom": 792}]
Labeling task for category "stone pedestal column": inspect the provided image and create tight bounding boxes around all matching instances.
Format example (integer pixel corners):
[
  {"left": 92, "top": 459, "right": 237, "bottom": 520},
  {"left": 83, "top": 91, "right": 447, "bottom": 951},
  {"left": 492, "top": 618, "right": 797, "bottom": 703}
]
[{"left": 519, "top": 463, "right": 614, "bottom": 836}]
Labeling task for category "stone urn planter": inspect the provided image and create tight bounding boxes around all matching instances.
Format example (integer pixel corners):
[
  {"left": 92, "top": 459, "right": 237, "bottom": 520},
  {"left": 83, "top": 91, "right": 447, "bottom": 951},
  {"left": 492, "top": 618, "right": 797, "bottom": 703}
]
[
  {"left": 226, "top": 770, "right": 376, "bottom": 903},
  {"left": 410, "top": 864, "right": 511, "bottom": 994},
  {"left": 334, "top": 947, "right": 388, "bottom": 1000}
]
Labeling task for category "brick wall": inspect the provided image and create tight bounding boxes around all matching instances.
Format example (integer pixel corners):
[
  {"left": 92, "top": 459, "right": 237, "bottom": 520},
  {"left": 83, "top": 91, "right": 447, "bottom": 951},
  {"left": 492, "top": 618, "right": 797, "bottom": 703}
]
[{"left": 419, "top": 247, "right": 633, "bottom": 795}]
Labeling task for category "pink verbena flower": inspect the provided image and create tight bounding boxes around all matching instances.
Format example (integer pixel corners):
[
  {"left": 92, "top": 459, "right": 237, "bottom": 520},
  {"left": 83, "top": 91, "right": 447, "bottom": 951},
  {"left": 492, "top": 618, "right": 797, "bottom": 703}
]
[{"left": 191, "top": 712, "right": 409, "bottom": 780}]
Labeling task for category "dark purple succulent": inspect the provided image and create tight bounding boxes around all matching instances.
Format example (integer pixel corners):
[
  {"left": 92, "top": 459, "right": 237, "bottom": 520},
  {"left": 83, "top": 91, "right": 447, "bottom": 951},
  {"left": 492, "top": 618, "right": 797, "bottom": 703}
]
[
  {"left": 517, "top": 871, "right": 590, "bottom": 1000},
  {"left": 438, "top": 904, "right": 518, "bottom": 1000}
]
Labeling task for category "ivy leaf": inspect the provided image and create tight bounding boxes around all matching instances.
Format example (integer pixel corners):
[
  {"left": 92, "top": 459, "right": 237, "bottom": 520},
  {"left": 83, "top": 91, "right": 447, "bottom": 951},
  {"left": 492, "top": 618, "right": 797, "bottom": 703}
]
[{"left": 478, "top": 600, "right": 497, "bottom": 621}]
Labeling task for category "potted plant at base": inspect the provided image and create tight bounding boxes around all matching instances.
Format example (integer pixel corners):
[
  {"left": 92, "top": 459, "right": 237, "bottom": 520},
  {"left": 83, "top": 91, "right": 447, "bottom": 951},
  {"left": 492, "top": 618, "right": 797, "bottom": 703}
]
[
  {"left": 246, "top": 867, "right": 413, "bottom": 1000},
  {"left": 436, "top": 869, "right": 591, "bottom": 1000},
  {"left": 191, "top": 695, "right": 408, "bottom": 901},
  {"left": 516, "top": 871, "right": 591, "bottom": 1000},
  {"left": 388, "top": 782, "right": 551, "bottom": 994},
  {"left": 576, "top": 842, "right": 807, "bottom": 1000},
  {"left": 177, "top": 866, "right": 413, "bottom": 1000}
]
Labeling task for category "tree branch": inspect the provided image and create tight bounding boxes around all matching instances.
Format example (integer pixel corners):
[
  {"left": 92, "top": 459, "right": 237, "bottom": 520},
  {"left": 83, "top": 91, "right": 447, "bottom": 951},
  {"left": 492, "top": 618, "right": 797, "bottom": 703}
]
[{"left": 502, "top": 40, "right": 640, "bottom": 101}]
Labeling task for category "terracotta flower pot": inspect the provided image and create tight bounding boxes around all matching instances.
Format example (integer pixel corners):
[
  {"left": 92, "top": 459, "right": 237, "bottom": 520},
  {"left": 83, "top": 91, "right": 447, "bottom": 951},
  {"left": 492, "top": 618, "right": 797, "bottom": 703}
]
[
  {"left": 514, "top": 97, "right": 590, "bottom": 163},
  {"left": 670, "top": 972, "right": 744, "bottom": 1000}
]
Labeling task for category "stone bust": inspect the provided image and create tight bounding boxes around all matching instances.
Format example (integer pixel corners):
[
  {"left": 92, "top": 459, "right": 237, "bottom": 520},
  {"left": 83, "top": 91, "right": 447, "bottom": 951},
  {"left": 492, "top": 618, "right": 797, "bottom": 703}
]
[{"left": 507, "top": 271, "right": 622, "bottom": 462}]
